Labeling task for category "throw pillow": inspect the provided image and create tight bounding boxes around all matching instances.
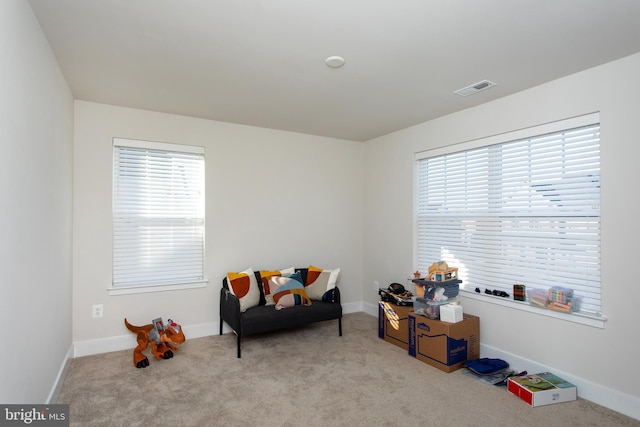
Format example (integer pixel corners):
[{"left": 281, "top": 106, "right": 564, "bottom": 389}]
[
  {"left": 259, "top": 267, "right": 295, "bottom": 306},
  {"left": 227, "top": 268, "right": 261, "bottom": 312},
  {"left": 269, "top": 271, "right": 312, "bottom": 310},
  {"left": 305, "top": 265, "right": 340, "bottom": 300}
]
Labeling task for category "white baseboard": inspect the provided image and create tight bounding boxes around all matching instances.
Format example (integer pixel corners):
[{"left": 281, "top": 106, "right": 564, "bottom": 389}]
[
  {"left": 69, "top": 304, "right": 640, "bottom": 421},
  {"left": 480, "top": 343, "right": 640, "bottom": 421},
  {"left": 74, "top": 305, "right": 365, "bottom": 357},
  {"left": 362, "top": 301, "right": 379, "bottom": 317},
  {"left": 342, "top": 301, "right": 364, "bottom": 315},
  {"left": 73, "top": 321, "right": 219, "bottom": 357},
  {"left": 74, "top": 334, "right": 136, "bottom": 357},
  {"left": 75, "top": 303, "right": 364, "bottom": 357},
  {"left": 47, "top": 345, "right": 73, "bottom": 404}
]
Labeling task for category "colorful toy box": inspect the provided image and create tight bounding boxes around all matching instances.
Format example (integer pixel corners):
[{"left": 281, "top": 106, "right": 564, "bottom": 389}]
[
  {"left": 507, "top": 372, "right": 577, "bottom": 407},
  {"left": 513, "top": 284, "right": 526, "bottom": 301}
]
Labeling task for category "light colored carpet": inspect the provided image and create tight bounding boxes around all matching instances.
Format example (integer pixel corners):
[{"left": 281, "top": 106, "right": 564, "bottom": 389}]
[{"left": 58, "top": 312, "right": 637, "bottom": 426}]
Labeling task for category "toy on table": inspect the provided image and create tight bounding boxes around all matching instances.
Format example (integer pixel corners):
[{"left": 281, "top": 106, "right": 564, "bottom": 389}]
[
  {"left": 513, "top": 284, "right": 526, "bottom": 301},
  {"left": 379, "top": 283, "right": 414, "bottom": 306},
  {"left": 412, "top": 261, "right": 461, "bottom": 300},
  {"left": 427, "top": 261, "right": 458, "bottom": 282},
  {"left": 124, "top": 317, "right": 185, "bottom": 368}
]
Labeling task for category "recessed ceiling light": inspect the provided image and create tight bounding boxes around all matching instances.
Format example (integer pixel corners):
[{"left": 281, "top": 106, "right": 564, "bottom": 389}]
[
  {"left": 325, "top": 56, "right": 345, "bottom": 68},
  {"left": 454, "top": 80, "right": 496, "bottom": 96}
]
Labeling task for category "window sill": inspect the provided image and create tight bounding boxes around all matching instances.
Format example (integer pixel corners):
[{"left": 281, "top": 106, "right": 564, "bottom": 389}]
[
  {"left": 108, "top": 280, "right": 208, "bottom": 296},
  {"left": 459, "top": 288, "right": 607, "bottom": 329}
]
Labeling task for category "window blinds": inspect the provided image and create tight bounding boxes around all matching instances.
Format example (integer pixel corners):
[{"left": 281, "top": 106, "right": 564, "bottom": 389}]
[
  {"left": 415, "top": 122, "right": 601, "bottom": 315},
  {"left": 113, "top": 139, "right": 205, "bottom": 288}
]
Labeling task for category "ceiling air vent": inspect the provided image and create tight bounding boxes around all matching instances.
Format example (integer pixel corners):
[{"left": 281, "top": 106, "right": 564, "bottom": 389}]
[{"left": 454, "top": 80, "right": 496, "bottom": 96}]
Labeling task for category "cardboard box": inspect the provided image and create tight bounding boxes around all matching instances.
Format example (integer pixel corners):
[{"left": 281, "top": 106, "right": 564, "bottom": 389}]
[
  {"left": 408, "top": 312, "right": 479, "bottom": 372},
  {"left": 378, "top": 301, "right": 413, "bottom": 350},
  {"left": 507, "top": 372, "right": 577, "bottom": 407}
]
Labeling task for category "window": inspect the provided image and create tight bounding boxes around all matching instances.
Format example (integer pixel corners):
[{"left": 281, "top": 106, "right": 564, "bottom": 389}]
[
  {"left": 112, "top": 138, "right": 205, "bottom": 291},
  {"left": 415, "top": 114, "right": 602, "bottom": 318}
]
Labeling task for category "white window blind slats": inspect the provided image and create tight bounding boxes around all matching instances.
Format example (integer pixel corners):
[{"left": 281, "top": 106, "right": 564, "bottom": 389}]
[
  {"left": 416, "top": 123, "right": 601, "bottom": 315},
  {"left": 113, "top": 139, "right": 205, "bottom": 288}
]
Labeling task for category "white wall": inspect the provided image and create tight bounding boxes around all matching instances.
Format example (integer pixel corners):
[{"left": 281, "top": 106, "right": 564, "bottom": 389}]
[
  {"left": 9, "top": 0, "right": 639, "bottom": 417},
  {"left": 363, "top": 53, "right": 640, "bottom": 418},
  {"left": 73, "top": 101, "right": 364, "bottom": 348},
  {"left": 0, "top": 0, "right": 74, "bottom": 403}
]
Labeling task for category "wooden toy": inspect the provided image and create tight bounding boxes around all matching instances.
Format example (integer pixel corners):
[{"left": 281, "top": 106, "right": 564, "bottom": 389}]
[{"left": 427, "top": 261, "right": 458, "bottom": 282}]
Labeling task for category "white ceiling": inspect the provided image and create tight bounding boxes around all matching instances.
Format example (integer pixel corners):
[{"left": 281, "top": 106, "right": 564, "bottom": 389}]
[{"left": 28, "top": 0, "right": 640, "bottom": 141}]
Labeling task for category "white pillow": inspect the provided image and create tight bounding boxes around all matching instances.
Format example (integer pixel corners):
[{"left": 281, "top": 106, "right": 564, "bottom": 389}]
[
  {"left": 305, "top": 266, "right": 340, "bottom": 300},
  {"left": 227, "top": 267, "right": 260, "bottom": 312}
]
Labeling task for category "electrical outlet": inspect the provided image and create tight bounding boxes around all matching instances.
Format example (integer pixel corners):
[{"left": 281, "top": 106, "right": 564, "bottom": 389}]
[
  {"left": 374, "top": 280, "right": 379, "bottom": 290},
  {"left": 92, "top": 304, "right": 103, "bottom": 318}
]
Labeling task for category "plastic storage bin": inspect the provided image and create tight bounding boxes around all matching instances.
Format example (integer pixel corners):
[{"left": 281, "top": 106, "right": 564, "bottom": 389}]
[
  {"left": 414, "top": 298, "right": 458, "bottom": 320},
  {"left": 412, "top": 279, "right": 461, "bottom": 300},
  {"left": 527, "top": 288, "right": 548, "bottom": 308}
]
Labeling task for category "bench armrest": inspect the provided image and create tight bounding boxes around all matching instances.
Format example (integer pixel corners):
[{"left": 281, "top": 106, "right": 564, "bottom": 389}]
[
  {"left": 325, "top": 286, "right": 341, "bottom": 304},
  {"left": 220, "top": 287, "right": 241, "bottom": 333}
]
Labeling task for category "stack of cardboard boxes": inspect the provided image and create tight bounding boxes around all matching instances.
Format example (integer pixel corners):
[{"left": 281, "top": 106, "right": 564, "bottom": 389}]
[{"left": 378, "top": 300, "right": 480, "bottom": 373}]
